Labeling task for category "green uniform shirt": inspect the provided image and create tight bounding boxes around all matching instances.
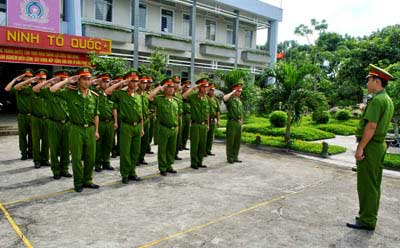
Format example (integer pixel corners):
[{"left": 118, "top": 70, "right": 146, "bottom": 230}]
[
  {"left": 154, "top": 95, "right": 178, "bottom": 127},
  {"left": 207, "top": 95, "right": 220, "bottom": 118},
  {"left": 183, "top": 98, "right": 191, "bottom": 115},
  {"left": 174, "top": 93, "right": 184, "bottom": 115},
  {"left": 31, "top": 88, "right": 48, "bottom": 118},
  {"left": 10, "top": 86, "right": 33, "bottom": 114},
  {"left": 139, "top": 91, "right": 149, "bottom": 120},
  {"left": 41, "top": 87, "right": 69, "bottom": 121},
  {"left": 58, "top": 88, "right": 99, "bottom": 126},
  {"left": 111, "top": 90, "right": 142, "bottom": 123},
  {"left": 225, "top": 97, "right": 244, "bottom": 120},
  {"left": 95, "top": 89, "right": 115, "bottom": 121},
  {"left": 356, "top": 89, "right": 394, "bottom": 142},
  {"left": 187, "top": 92, "right": 209, "bottom": 122}
]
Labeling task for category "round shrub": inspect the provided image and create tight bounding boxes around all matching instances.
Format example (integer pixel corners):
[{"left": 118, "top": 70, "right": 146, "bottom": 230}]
[
  {"left": 270, "top": 111, "right": 287, "bottom": 128},
  {"left": 335, "top": 109, "right": 352, "bottom": 121},
  {"left": 312, "top": 110, "right": 330, "bottom": 124},
  {"left": 352, "top": 109, "right": 362, "bottom": 118}
]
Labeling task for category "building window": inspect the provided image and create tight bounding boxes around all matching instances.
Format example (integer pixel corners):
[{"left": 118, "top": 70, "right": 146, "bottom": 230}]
[
  {"left": 181, "top": 71, "right": 189, "bottom": 82},
  {"left": 245, "top": 30, "right": 253, "bottom": 48},
  {"left": 0, "top": 0, "right": 6, "bottom": 26},
  {"left": 161, "top": 9, "right": 173, "bottom": 33},
  {"left": 226, "top": 24, "right": 235, "bottom": 45},
  {"left": 95, "top": 0, "right": 112, "bottom": 22},
  {"left": 166, "top": 70, "right": 172, "bottom": 76},
  {"left": 182, "top": 14, "right": 191, "bottom": 37},
  {"left": 206, "top": 20, "right": 216, "bottom": 41},
  {"left": 132, "top": 3, "right": 147, "bottom": 28}
]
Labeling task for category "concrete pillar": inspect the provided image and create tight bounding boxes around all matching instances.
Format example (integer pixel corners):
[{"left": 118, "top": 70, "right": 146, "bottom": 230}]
[
  {"left": 65, "top": 0, "right": 82, "bottom": 35},
  {"left": 190, "top": 0, "right": 197, "bottom": 84},
  {"left": 234, "top": 10, "right": 240, "bottom": 68},
  {"left": 133, "top": 0, "right": 140, "bottom": 68},
  {"left": 268, "top": 20, "right": 279, "bottom": 65}
]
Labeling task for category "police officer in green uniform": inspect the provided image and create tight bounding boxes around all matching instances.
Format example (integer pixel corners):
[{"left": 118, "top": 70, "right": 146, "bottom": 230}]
[
  {"left": 94, "top": 72, "right": 117, "bottom": 172},
  {"left": 223, "top": 83, "right": 244, "bottom": 164},
  {"left": 105, "top": 70, "right": 143, "bottom": 184},
  {"left": 111, "top": 74, "right": 124, "bottom": 158},
  {"left": 148, "top": 78, "right": 178, "bottom": 176},
  {"left": 346, "top": 64, "right": 394, "bottom": 231},
  {"left": 180, "top": 80, "right": 191, "bottom": 150},
  {"left": 206, "top": 83, "right": 220, "bottom": 156},
  {"left": 172, "top": 75, "right": 183, "bottom": 160},
  {"left": 4, "top": 69, "right": 34, "bottom": 160},
  {"left": 33, "top": 70, "right": 72, "bottom": 179},
  {"left": 16, "top": 69, "right": 50, "bottom": 168},
  {"left": 183, "top": 78, "right": 210, "bottom": 169},
  {"left": 138, "top": 75, "right": 150, "bottom": 165},
  {"left": 50, "top": 67, "right": 100, "bottom": 192},
  {"left": 145, "top": 77, "right": 155, "bottom": 154}
]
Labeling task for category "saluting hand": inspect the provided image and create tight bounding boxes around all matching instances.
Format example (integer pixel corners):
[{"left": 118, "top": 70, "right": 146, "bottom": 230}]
[{"left": 15, "top": 74, "right": 26, "bottom": 81}]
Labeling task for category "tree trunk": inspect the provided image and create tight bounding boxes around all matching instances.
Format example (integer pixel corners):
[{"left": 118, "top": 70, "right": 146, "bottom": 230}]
[
  {"left": 393, "top": 117, "right": 399, "bottom": 138},
  {"left": 285, "top": 110, "right": 292, "bottom": 146}
]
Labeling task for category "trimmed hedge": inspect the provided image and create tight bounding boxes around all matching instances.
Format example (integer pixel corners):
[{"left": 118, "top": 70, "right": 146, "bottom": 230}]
[
  {"left": 383, "top": 153, "right": 400, "bottom": 170},
  {"left": 270, "top": 111, "right": 287, "bottom": 128},
  {"left": 335, "top": 109, "right": 352, "bottom": 121},
  {"left": 216, "top": 128, "right": 346, "bottom": 155},
  {"left": 243, "top": 125, "right": 335, "bottom": 141},
  {"left": 312, "top": 110, "right": 330, "bottom": 124},
  {"left": 314, "top": 124, "right": 356, "bottom": 136}
]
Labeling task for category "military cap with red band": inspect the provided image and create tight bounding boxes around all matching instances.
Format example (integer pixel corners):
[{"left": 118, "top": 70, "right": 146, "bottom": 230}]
[
  {"left": 366, "top": 64, "right": 393, "bottom": 81},
  {"left": 22, "top": 68, "right": 34, "bottom": 77},
  {"left": 195, "top": 78, "right": 209, "bottom": 87},
  {"left": 75, "top": 67, "right": 92, "bottom": 77},
  {"left": 124, "top": 70, "right": 139, "bottom": 80},
  {"left": 146, "top": 77, "right": 153, "bottom": 83},
  {"left": 161, "top": 77, "right": 174, "bottom": 86},
  {"left": 113, "top": 74, "right": 124, "bottom": 81},
  {"left": 172, "top": 75, "right": 181, "bottom": 83},
  {"left": 181, "top": 80, "right": 191, "bottom": 87},
  {"left": 96, "top": 72, "right": 111, "bottom": 81},
  {"left": 53, "top": 69, "right": 71, "bottom": 79},
  {"left": 35, "top": 69, "right": 48, "bottom": 79},
  {"left": 208, "top": 83, "right": 216, "bottom": 89},
  {"left": 232, "top": 83, "right": 243, "bottom": 90}
]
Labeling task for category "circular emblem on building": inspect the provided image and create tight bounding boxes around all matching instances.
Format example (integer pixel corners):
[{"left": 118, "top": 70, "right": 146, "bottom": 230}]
[
  {"left": 25, "top": 2, "right": 44, "bottom": 19},
  {"left": 19, "top": 0, "right": 49, "bottom": 23}
]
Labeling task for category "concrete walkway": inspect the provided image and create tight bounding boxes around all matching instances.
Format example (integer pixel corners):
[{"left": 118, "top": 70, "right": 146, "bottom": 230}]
[{"left": 0, "top": 135, "right": 399, "bottom": 247}]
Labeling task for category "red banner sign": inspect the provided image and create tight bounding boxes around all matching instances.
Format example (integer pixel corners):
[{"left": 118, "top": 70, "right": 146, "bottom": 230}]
[
  {"left": 0, "top": 46, "right": 90, "bottom": 67},
  {"left": 0, "top": 26, "right": 112, "bottom": 54}
]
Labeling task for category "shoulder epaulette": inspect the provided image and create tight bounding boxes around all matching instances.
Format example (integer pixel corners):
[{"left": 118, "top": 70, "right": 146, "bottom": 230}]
[{"left": 90, "top": 89, "right": 99, "bottom": 97}]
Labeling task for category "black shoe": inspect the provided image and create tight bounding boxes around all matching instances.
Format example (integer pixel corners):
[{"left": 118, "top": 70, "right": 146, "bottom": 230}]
[
  {"left": 34, "top": 162, "right": 41, "bottom": 169},
  {"left": 122, "top": 178, "right": 129, "bottom": 184},
  {"left": 191, "top": 166, "right": 199, "bottom": 170},
  {"left": 183, "top": 147, "right": 189, "bottom": 150},
  {"left": 199, "top": 165, "right": 207, "bottom": 168},
  {"left": 103, "top": 166, "right": 115, "bottom": 171},
  {"left": 83, "top": 183, "right": 100, "bottom": 189},
  {"left": 111, "top": 153, "right": 117, "bottom": 158},
  {"left": 166, "top": 169, "right": 177, "bottom": 174},
  {"left": 21, "top": 155, "right": 28, "bottom": 160},
  {"left": 346, "top": 222, "right": 375, "bottom": 231},
  {"left": 207, "top": 152, "right": 215, "bottom": 156},
  {"left": 128, "top": 175, "right": 142, "bottom": 181},
  {"left": 146, "top": 151, "right": 154, "bottom": 154},
  {"left": 234, "top": 160, "right": 242, "bottom": 163},
  {"left": 352, "top": 167, "right": 357, "bottom": 172},
  {"left": 175, "top": 156, "right": 182, "bottom": 160},
  {"left": 75, "top": 187, "right": 83, "bottom": 193},
  {"left": 42, "top": 161, "right": 51, "bottom": 167},
  {"left": 227, "top": 160, "right": 234, "bottom": 164},
  {"left": 61, "top": 172, "right": 72, "bottom": 178},
  {"left": 95, "top": 167, "right": 102, "bottom": 172},
  {"left": 53, "top": 174, "right": 61, "bottom": 180},
  {"left": 27, "top": 154, "right": 33, "bottom": 159},
  {"left": 160, "top": 171, "right": 167, "bottom": 176},
  {"left": 204, "top": 154, "right": 208, "bottom": 157},
  {"left": 139, "top": 161, "right": 148, "bottom": 165}
]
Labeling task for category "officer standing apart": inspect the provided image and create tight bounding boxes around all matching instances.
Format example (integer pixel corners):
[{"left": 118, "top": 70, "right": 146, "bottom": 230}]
[
  {"left": 50, "top": 67, "right": 100, "bottom": 192},
  {"left": 94, "top": 72, "right": 117, "bottom": 172},
  {"left": 145, "top": 77, "right": 155, "bottom": 154},
  {"left": 223, "top": 83, "right": 244, "bottom": 164},
  {"left": 33, "top": 70, "right": 72, "bottom": 179},
  {"left": 183, "top": 78, "right": 210, "bottom": 169},
  {"left": 346, "top": 64, "right": 394, "bottom": 231},
  {"left": 4, "top": 69, "right": 34, "bottom": 160},
  {"left": 206, "top": 82, "right": 220, "bottom": 156},
  {"left": 138, "top": 75, "right": 150, "bottom": 165},
  {"left": 172, "top": 75, "right": 184, "bottom": 160},
  {"left": 148, "top": 78, "right": 179, "bottom": 176},
  {"left": 180, "top": 80, "right": 191, "bottom": 150},
  {"left": 105, "top": 70, "right": 143, "bottom": 184}
]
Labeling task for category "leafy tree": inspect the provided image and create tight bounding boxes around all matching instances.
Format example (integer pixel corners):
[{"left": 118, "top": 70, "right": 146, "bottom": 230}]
[
  {"left": 263, "top": 61, "right": 328, "bottom": 145},
  {"left": 386, "top": 63, "right": 400, "bottom": 138},
  {"left": 139, "top": 48, "right": 168, "bottom": 84},
  {"left": 89, "top": 53, "right": 129, "bottom": 76}
]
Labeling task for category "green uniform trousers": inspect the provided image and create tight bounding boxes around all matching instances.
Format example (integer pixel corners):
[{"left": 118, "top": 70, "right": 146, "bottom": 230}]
[
  {"left": 175, "top": 116, "right": 182, "bottom": 156},
  {"left": 31, "top": 116, "right": 49, "bottom": 164},
  {"left": 69, "top": 124, "right": 96, "bottom": 188},
  {"left": 356, "top": 141, "right": 386, "bottom": 228},
  {"left": 206, "top": 120, "right": 217, "bottom": 154},
  {"left": 147, "top": 115, "right": 155, "bottom": 152},
  {"left": 17, "top": 114, "right": 32, "bottom": 157},
  {"left": 119, "top": 122, "right": 141, "bottom": 179},
  {"left": 158, "top": 124, "right": 177, "bottom": 172},
  {"left": 181, "top": 114, "right": 191, "bottom": 149},
  {"left": 96, "top": 120, "right": 115, "bottom": 169},
  {"left": 153, "top": 119, "right": 159, "bottom": 145},
  {"left": 139, "top": 119, "right": 150, "bottom": 162},
  {"left": 48, "top": 120, "right": 69, "bottom": 176},
  {"left": 226, "top": 120, "right": 242, "bottom": 162},
  {"left": 190, "top": 123, "right": 207, "bottom": 167}
]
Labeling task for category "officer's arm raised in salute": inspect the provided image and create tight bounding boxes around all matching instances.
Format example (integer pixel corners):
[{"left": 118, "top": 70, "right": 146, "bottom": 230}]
[
  {"left": 104, "top": 79, "right": 131, "bottom": 95},
  {"left": 4, "top": 73, "right": 26, "bottom": 92},
  {"left": 223, "top": 89, "right": 237, "bottom": 102},
  {"left": 32, "top": 77, "right": 61, "bottom": 93},
  {"left": 13, "top": 76, "right": 38, "bottom": 91},
  {"left": 182, "top": 85, "right": 198, "bottom": 99},
  {"left": 148, "top": 85, "right": 164, "bottom": 101}
]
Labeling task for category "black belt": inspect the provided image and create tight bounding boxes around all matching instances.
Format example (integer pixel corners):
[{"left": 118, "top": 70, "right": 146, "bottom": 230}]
[
  {"left": 192, "top": 120, "right": 207, "bottom": 125},
  {"left": 33, "top": 115, "right": 47, "bottom": 119},
  {"left": 100, "top": 119, "right": 112, "bottom": 122},
  {"left": 50, "top": 119, "right": 67, "bottom": 124},
  {"left": 122, "top": 120, "right": 140, "bottom": 126},
  {"left": 160, "top": 123, "right": 177, "bottom": 129},
  {"left": 72, "top": 123, "right": 93, "bottom": 128}
]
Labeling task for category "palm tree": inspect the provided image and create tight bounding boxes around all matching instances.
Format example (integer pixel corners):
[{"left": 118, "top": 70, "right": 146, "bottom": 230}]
[{"left": 264, "top": 62, "right": 328, "bottom": 145}]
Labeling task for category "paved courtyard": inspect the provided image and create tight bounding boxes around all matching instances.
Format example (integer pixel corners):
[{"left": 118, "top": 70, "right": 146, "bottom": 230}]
[{"left": 1, "top": 135, "right": 399, "bottom": 248}]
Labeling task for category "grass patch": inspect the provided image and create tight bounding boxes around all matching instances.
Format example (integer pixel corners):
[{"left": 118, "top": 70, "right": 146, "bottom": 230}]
[
  {"left": 314, "top": 124, "right": 356, "bottom": 136},
  {"left": 384, "top": 153, "right": 400, "bottom": 170},
  {"left": 216, "top": 128, "right": 346, "bottom": 156},
  {"left": 243, "top": 125, "right": 335, "bottom": 141}
]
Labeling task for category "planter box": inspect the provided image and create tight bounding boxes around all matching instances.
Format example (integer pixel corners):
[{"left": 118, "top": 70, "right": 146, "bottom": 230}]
[
  {"left": 82, "top": 22, "right": 132, "bottom": 43},
  {"left": 145, "top": 34, "right": 191, "bottom": 52},
  {"left": 199, "top": 43, "right": 236, "bottom": 58},
  {"left": 241, "top": 50, "right": 270, "bottom": 64}
]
